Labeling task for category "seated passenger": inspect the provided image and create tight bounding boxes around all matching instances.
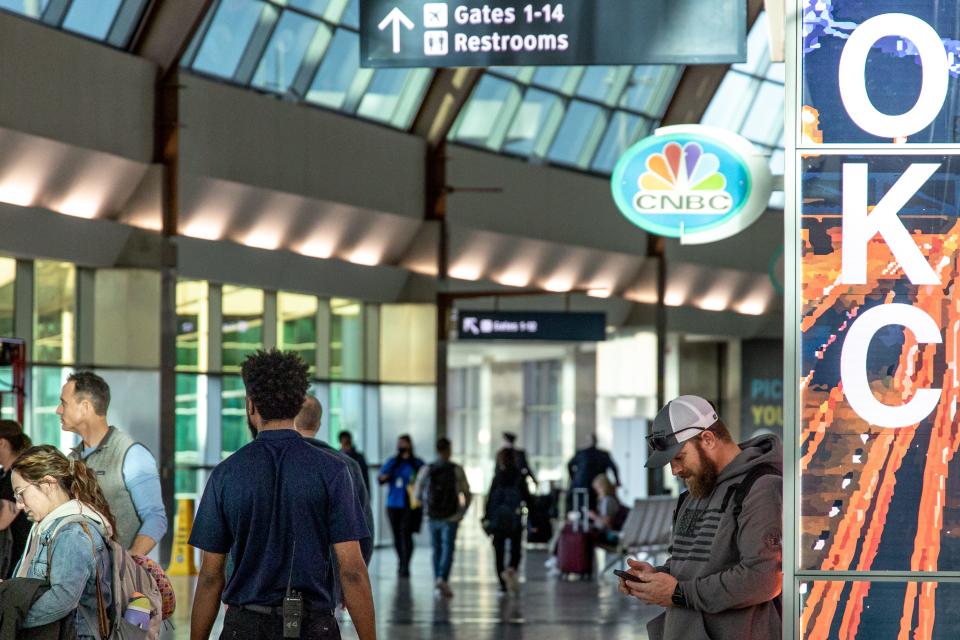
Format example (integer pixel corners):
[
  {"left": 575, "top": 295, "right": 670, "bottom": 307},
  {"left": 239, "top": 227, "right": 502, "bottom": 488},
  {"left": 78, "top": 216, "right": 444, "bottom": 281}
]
[
  {"left": 11, "top": 445, "right": 115, "bottom": 639},
  {"left": 588, "top": 473, "right": 627, "bottom": 544}
]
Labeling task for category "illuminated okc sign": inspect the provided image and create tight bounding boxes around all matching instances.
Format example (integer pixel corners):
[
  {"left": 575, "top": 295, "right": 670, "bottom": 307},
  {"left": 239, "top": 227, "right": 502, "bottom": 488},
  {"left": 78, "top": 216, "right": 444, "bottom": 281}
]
[
  {"left": 610, "top": 125, "right": 772, "bottom": 244},
  {"left": 797, "top": 0, "right": 960, "bottom": 627}
]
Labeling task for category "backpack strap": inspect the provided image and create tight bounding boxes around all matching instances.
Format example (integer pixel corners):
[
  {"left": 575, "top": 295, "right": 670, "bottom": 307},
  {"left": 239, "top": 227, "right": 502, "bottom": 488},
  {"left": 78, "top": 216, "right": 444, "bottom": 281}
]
[
  {"left": 672, "top": 490, "right": 690, "bottom": 527},
  {"left": 721, "top": 463, "right": 782, "bottom": 542}
]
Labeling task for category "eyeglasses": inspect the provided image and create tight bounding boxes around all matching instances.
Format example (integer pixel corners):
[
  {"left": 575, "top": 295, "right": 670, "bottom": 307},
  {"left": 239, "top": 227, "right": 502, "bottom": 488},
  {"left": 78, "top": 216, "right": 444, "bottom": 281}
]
[
  {"left": 646, "top": 426, "right": 707, "bottom": 452},
  {"left": 12, "top": 484, "right": 33, "bottom": 504}
]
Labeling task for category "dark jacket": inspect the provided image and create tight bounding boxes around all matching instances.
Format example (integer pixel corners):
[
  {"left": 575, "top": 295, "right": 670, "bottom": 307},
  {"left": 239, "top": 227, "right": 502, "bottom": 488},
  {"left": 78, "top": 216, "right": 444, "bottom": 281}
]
[
  {"left": 342, "top": 448, "right": 371, "bottom": 494},
  {"left": 305, "top": 438, "right": 374, "bottom": 564},
  {"left": 648, "top": 435, "right": 783, "bottom": 640},
  {"left": 495, "top": 447, "right": 537, "bottom": 485},
  {"left": 567, "top": 446, "right": 620, "bottom": 489},
  {"left": 484, "top": 468, "right": 531, "bottom": 534},
  {"left": 0, "top": 578, "right": 74, "bottom": 640}
]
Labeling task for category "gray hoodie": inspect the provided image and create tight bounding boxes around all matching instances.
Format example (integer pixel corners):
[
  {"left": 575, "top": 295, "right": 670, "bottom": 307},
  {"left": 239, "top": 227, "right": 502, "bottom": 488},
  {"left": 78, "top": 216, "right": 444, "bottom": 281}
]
[{"left": 647, "top": 434, "right": 783, "bottom": 640}]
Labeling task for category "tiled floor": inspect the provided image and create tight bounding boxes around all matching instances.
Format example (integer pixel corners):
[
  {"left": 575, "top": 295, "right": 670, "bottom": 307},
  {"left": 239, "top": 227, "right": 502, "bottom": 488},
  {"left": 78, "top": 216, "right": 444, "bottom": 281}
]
[{"left": 167, "top": 520, "right": 658, "bottom": 639}]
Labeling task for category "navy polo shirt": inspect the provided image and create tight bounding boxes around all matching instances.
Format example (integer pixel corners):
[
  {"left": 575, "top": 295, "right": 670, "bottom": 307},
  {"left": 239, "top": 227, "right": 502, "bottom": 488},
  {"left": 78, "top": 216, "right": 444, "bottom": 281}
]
[{"left": 189, "top": 429, "right": 369, "bottom": 607}]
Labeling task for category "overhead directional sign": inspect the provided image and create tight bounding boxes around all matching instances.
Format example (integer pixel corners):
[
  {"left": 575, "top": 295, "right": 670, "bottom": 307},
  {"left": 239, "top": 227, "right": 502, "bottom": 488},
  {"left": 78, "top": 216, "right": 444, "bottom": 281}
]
[
  {"left": 457, "top": 311, "right": 606, "bottom": 342},
  {"left": 360, "top": 0, "right": 746, "bottom": 68}
]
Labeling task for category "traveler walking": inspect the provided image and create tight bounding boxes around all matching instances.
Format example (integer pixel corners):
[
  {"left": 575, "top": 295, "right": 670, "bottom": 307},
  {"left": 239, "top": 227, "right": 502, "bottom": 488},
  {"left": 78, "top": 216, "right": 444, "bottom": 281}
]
[
  {"left": 496, "top": 432, "right": 537, "bottom": 485},
  {"left": 483, "top": 448, "right": 530, "bottom": 595},
  {"left": 295, "top": 395, "right": 374, "bottom": 562},
  {"left": 338, "top": 430, "right": 371, "bottom": 495},
  {"left": 567, "top": 433, "right": 620, "bottom": 510},
  {"left": 10, "top": 445, "right": 115, "bottom": 638},
  {"left": 378, "top": 434, "right": 425, "bottom": 578},
  {"left": 618, "top": 395, "right": 782, "bottom": 640},
  {"left": 0, "top": 420, "right": 31, "bottom": 579},
  {"left": 413, "top": 437, "right": 472, "bottom": 598},
  {"left": 189, "top": 350, "right": 375, "bottom": 640},
  {"left": 60, "top": 371, "right": 167, "bottom": 554}
]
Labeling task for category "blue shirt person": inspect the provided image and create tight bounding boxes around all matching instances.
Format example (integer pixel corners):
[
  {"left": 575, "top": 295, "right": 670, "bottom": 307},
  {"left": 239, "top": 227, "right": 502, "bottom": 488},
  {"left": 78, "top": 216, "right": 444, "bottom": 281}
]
[
  {"left": 378, "top": 434, "right": 424, "bottom": 577},
  {"left": 189, "top": 350, "right": 377, "bottom": 640}
]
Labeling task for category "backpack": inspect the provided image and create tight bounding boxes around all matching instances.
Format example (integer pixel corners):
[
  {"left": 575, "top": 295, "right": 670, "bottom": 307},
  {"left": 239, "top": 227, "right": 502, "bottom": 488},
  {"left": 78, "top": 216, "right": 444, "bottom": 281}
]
[
  {"left": 426, "top": 462, "right": 460, "bottom": 519},
  {"left": 49, "top": 515, "right": 163, "bottom": 639},
  {"left": 132, "top": 555, "right": 176, "bottom": 620},
  {"left": 0, "top": 527, "right": 11, "bottom": 578}
]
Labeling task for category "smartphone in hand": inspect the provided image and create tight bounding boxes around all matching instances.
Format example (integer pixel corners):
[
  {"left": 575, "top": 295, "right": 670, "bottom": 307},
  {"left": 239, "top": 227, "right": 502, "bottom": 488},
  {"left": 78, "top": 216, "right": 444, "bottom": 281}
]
[{"left": 613, "top": 569, "right": 644, "bottom": 583}]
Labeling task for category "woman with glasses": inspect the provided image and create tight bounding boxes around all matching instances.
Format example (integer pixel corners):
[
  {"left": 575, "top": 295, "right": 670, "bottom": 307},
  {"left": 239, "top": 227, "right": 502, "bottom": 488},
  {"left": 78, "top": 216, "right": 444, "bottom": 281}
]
[
  {"left": 10, "top": 445, "right": 116, "bottom": 639},
  {"left": 0, "top": 419, "right": 32, "bottom": 578}
]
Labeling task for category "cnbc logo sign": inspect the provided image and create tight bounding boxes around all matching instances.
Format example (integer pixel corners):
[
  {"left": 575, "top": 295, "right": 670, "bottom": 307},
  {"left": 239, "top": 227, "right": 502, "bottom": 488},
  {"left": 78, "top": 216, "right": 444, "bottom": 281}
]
[{"left": 611, "top": 125, "right": 773, "bottom": 244}]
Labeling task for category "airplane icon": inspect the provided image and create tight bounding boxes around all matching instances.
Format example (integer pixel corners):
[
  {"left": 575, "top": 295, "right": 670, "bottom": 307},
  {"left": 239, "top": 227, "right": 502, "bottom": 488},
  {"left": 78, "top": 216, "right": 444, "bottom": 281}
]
[{"left": 423, "top": 3, "right": 448, "bottom": 28}]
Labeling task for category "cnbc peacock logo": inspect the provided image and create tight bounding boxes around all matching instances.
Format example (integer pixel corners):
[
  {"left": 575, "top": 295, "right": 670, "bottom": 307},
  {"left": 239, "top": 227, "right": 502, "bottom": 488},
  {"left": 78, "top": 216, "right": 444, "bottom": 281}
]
[{"left": 611, "top": 125, "right": 772, "bottom": 245}]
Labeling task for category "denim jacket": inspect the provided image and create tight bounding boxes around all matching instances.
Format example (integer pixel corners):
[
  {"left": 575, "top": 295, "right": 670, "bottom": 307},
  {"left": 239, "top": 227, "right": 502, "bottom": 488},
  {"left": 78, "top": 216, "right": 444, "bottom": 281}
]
[{"left": 20, "top": 516, "right": 112, "bottom": 639}]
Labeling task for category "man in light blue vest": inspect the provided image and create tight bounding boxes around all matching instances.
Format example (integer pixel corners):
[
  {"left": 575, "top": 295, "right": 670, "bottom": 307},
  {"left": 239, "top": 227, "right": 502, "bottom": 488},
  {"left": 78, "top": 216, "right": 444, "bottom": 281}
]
[{"left": 60, "top": 371, "right": 167, "bottom": 555}]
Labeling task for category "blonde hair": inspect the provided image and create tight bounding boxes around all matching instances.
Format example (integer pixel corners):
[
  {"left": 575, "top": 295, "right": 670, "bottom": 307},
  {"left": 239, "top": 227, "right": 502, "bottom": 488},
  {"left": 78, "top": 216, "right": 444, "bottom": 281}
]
[
  {"left": 592, "top": 473, "right": 615, "bottom": 497},
  {"left": 12, "top": 445, "right": 117, "bottom": 540}
]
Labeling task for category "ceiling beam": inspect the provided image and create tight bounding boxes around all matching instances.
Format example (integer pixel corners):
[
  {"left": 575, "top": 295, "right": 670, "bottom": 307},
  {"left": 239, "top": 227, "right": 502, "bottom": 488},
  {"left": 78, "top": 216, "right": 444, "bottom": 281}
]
[
  {"left": 660, "top": 0, "right": 765, "bottom": 126},
  {"left": 409, "top": 68, "right": 483, "bottom": 148},
  {"left": 127, "top": 0, "right": 214, "bottom": 75}
]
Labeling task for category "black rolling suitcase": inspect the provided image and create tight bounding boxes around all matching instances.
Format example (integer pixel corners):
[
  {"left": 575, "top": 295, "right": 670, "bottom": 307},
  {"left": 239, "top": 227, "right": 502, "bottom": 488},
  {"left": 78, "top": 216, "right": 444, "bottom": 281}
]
[{"left": 526, "top": 494, "right": 554, "bottom": 544}]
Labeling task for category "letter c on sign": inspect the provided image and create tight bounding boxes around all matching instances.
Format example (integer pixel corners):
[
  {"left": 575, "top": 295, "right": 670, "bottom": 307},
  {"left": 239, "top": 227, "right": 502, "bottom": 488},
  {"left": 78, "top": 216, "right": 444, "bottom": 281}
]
[
  {"left": 838, "top": 14, "right": 949, "bottom": 139},
  {"left": 840, "top": 303, "right": 942, "bottom": 428}
]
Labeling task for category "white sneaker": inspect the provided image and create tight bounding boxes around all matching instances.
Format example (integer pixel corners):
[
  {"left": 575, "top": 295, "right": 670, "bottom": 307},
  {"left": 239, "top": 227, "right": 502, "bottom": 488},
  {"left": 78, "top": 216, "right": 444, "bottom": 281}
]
[{"left": 544, "top": 556, "right": 558, "bottom": 569}]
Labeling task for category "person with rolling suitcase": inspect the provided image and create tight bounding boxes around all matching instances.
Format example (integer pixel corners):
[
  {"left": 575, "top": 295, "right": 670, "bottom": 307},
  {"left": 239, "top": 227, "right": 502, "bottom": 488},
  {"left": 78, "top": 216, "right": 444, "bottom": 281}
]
[{"left": 556, "top": 487, "right": 594, "bottom": 579}]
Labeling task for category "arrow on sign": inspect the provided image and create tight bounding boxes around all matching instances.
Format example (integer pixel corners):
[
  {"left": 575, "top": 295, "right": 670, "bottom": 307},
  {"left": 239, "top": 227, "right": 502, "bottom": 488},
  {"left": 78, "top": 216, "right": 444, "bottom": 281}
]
[
  {"left": 463, "top": 317, "right": 480, "bottom": 335},
  {"left": 378, "top": 7, "right": 414, "bottom": 54}
]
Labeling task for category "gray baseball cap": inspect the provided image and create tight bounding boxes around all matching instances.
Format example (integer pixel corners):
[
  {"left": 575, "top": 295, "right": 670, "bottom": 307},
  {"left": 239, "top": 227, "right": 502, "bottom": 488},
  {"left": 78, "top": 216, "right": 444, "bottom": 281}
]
[{"left": 645, "top": 395, "right": 719, "bottom": 468}]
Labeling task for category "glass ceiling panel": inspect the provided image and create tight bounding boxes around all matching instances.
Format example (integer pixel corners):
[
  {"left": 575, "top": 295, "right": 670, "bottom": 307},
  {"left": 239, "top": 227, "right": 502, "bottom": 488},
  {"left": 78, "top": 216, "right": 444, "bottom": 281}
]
[
  {"left": 700, "top": 12, "right": 784, "bottom": 207},
  {"left": 449, "top": 63, "right": 682, "bottom": 174},
  {"left": 185, "top": 0, "right": 434, "bottom": 131},
  {"left": 0, "top": 0, "right": 148, "bottom": 47}
]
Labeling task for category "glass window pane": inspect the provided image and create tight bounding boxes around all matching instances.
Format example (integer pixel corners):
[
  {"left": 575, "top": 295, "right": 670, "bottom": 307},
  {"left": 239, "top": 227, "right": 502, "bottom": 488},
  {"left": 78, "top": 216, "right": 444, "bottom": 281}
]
[
  {"left": 577, "top": 66, "right": 620, "bottom": 104},
  {"left": 339, "top": 0, "right": 358, "bottom": 28},
  {"left": 278, "top": 291, "right": 318, "bottom": 372},
  {"left": 251, "top": 11, "right": 320, "bottom": 93},
  {"left": 30, "top": 366, "right": 70, "bottom": 447},
  {"left": 380, "top": 385, "right": 435, "bottom": 463},
  {"left": 330, "top": 298, "right": 362, "bottom": 380},
  {"left": 176, "top": 280, "right": 209, "bottom": 371},
  {"left": 62, "top": 0, "right": 122, "bottom": 40},
  {"left": 0, "top": 0, "right": 49, "bottom": 18},
  {"left": 450, "top": 75, "right": 521, "bottom": 147},
  {"left": 547, "top": 100, "right": 606, "bottom": 168},
  {"left": 93, "top": 269, "right": 161, "bottom": 368},
  {"left": 379, "top": 304, "right": 436, "bottom": 384},
  {"left": 306, "top": 28, "right": 360, "bottom": 109},
  {"left": 222, "top": 286, "right": 263, "bottom": 372},
  {"left": 503, "top": 88, "right": 563, "bottom": 156},
  {"left": 356, "top": 68, "right": 432, "bottom": 128},
  {"left": 619, "top": 66, "right": 679, "bottom": 117},
  {"left": 732, "top": 14, "right": 769, "bottom": 77},
  {"left": 192, "top": 0, "right": 267, "bottom": 79},
  {"left": 531, "top": 66, "right": 576, "bottom": 92},
  {"left": 591, "top": 112, "right": 652, "bottom": 173},
  {"left": 221, "top": 374, "right": 250, "bottom": 456},
  {"left": 0, "top": 257, "right": 13, "bottom": 337},
  {"left": 33, "top": 261, "right": 75, "bottom": 364},
  {"left": 740, "top": 81, "right": 785, "bottom": 146},
  {"left": 175, "top": 373, "right": 203, "bottom": 496},
  {"left": 290, "top": 0, "right": 329, "bottom": 15},
  {"left": 700, "top": 71, "right": 755, "bottom": 132},
  {"left": 329, "top": 382, "right": 364, "bottom": 448}
]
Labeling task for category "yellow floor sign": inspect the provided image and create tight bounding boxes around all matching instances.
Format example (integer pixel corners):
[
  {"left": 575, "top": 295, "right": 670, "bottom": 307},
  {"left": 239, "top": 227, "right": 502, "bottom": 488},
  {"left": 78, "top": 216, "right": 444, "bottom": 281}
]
[{"left": 167, "top": 498, "right": 197, "bottom": 576}]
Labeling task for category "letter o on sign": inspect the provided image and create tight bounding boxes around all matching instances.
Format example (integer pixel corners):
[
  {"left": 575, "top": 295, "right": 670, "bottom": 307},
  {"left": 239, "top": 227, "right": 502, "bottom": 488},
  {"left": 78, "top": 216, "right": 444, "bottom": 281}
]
[{"left": 838, "top": 13, "right": 949, "bottom": 139}]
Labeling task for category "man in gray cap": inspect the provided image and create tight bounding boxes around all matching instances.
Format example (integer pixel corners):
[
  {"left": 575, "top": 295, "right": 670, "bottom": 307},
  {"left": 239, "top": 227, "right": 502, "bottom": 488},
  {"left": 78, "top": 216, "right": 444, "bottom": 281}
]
[{"left": 618, "top": 395, "right": 782, "bottom": 640}]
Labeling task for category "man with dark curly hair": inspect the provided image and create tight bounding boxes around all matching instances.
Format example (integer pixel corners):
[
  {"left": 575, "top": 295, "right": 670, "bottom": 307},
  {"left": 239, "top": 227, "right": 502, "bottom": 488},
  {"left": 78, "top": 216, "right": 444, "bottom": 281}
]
[{"left": 189, "top": 350, "right": 375, "bottom": 640}]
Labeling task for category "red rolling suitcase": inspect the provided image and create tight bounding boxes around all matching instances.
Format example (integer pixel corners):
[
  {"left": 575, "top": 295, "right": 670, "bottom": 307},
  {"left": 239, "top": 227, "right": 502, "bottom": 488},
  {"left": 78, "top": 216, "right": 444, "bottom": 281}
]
[{"left": 556, "top": 488, "right": 593, "bottom": 577}]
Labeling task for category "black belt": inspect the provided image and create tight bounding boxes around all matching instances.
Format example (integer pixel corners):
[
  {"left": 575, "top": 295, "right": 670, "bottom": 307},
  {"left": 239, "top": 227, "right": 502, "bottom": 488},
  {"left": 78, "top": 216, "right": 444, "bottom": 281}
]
[{"left": 236, "top": 604, "right": 334, "bottom": 617}]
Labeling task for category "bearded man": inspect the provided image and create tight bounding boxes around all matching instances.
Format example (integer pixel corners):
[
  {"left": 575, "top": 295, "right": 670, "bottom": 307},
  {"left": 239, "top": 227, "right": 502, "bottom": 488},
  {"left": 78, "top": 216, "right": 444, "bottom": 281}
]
[{"left": 618, "top": 395, "right": 783, "bottom": 640}]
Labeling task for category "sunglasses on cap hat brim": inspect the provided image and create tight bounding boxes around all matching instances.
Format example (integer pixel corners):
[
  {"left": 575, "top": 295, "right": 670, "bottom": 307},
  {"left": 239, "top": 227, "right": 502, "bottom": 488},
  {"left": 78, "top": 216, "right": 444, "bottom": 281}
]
[{"left": 645, "top": 425, "right": 714, "bottom": 452}]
